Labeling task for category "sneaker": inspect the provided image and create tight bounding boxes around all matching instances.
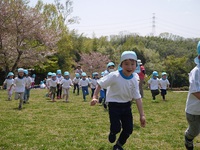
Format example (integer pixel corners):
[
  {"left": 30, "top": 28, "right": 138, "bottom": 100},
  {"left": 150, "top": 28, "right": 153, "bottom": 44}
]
[
  {"left": 103, "top": 103, "right": 107, "bottom": 109},
  {"left": 185, "top": 136, "right": 194, "bottom": 150},
  {"left": 108, "top": 133, "right": 116, "bottom": 143},
  {"left": 18, "top": 105, "right": 22, "bottom": 110},
  {"left": 113, "top": 144, "right": 123, "bottom": 150}
]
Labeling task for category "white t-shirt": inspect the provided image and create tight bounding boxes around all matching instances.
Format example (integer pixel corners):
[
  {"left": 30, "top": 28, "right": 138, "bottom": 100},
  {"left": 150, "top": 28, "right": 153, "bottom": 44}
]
[
  {"left": 185, "top": 65, "right": 200, "bottom": 115},
  {"left": 148, "top": 78, "right": 159, "bottom": 90},
  {"left": 90, "top": 78, "right": 98, "bottom": 89},
  {"left": 73, "top": 77, "right": 80, "bottom": 84},
  {"left": 61, "top": 78, "right": 73, "bottom": 89},
  {"left": 98, "top": 70, "right": 141, "bottom": 103},
  {"left": 14, "top": 77, "right": 26, "bottom": 92},
  {"left": 79, "top": 79, "right": 90, "bottom": 87},
  {"left": 56, "top": 76, "right": 64, "bottom": 84},
  {"left": 46, "top": 78, "right": 51, "bottom": 89},
  {"left": 49, "top": 79, "right": 58, "bottom": 87},
  {"left": 4, "top": 79, "right": 14, "bottom": 89},
  {"left": 159, "top": 78, "right": 170, "bottom": 89}
]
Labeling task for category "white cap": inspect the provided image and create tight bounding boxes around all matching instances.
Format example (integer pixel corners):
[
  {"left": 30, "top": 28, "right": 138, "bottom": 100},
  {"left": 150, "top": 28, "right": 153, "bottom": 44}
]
[{"left": 120, "top": 51, "right": 137, "bottom": 64}]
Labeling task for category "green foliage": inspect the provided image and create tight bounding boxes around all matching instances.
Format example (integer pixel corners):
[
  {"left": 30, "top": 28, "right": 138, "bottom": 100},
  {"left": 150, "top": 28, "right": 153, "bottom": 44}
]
[{"left": 1, "top": 89, "right": 200, "bottom": 149}]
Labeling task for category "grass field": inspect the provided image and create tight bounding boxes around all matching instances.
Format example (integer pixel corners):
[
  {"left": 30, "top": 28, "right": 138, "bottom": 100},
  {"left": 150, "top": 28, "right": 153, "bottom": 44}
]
[{"left": 0, "top": 88, "right": 200, "bottom": 150}]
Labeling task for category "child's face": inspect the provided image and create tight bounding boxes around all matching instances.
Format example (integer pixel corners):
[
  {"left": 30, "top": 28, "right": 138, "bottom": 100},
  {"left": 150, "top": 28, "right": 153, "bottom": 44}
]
[
  {"left": 18, "top": 72, "right": 24, "bottom": 77},
  {"left": 9, "top": 75, "right": 13, "bottom": 79},
  {"left": 94, "top": 75, "right": 98, "bottom": 79},
  {"left": 52, "top": 76, "right": 56, "bottom": 80},
  {"left": 82, "top": 76, "right": 86, "bottom": 79},
  {"left": 121, "top": 59, "right": 136, "bottom": 76},
  {"left": 153, "top": 75, "right": 157, "bottom": 79},
  {"left": 162, "top": 75, "right": 167, "bottom": 79},
  {"left": 65, "top": 75, "right": 69, "bottom": 78}
]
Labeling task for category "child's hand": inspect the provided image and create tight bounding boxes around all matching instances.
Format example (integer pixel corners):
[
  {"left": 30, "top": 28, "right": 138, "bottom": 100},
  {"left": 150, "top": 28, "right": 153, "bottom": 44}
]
[
  {"left": 140, "top": 115, "right": 146, "bottom": 127},
  {"left": 90, "top": 99, "right": 98, "bottom": 106}
]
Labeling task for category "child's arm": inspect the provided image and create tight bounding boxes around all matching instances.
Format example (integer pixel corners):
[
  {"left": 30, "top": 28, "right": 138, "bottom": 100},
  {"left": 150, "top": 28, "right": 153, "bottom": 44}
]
[
  {"left": 90, "top": 84, "right": 101, "bottom": 106},
  {"left": 135, "top": 98, "right": 146, "bottom": 127}
]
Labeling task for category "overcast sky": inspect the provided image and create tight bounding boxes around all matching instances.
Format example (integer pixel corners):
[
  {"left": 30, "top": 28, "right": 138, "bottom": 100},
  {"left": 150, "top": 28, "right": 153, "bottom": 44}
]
[{"left": 29, "top": 0, "right": 200, "bottom": 38}]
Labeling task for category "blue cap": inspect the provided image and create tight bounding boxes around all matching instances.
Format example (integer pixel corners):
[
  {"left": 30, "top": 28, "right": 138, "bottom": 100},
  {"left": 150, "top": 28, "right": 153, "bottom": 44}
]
[
  {"left": 24, "top": 69, "right": 28, "bottom": 75},
  {"left": 75, "top": 73, "right": 80, "bottom": 77},
  {"left": 101, "top": 72, "right": 104, "bottom": 77},
  {"left": 52, "top": 73, "right": 56, "bottom": 77},
  {"left": 152, "top": 71, "right": 159, "bottom": 77},
  {"left": 47, "top": 72, "right": 52, "bottom": 76},
  {"left": 162, "top": 72, "right": 167, "bottom": 76},
  {"left": 32, "top": 74, "right": 36, "bottom": 78},
  {"left": 7, "top": 72, "right": 14, "bottom": 77},
  {"left": 18, "top": 68, "right": 24, "bottom": 73},
  {"left": 57, "top": 69, "right": 62, "bottom": 75},
  {"left": 81, "top": 72, "right": 87, "bottom": 77},
  {"left": 107, "top": 62, "right": 115, "bottom": 68},
  {"left": 64, "top": 71, "right": 70, "bottom": 76}
]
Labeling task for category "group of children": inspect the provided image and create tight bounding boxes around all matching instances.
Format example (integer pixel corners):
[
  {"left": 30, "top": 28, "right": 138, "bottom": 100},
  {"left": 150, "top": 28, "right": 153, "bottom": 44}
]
[
  {"left": 3, "top": 68, "right": 34, "bottom": 109},
  {"left": 148, "top": 71, "right": 170, "bottom": 101}
]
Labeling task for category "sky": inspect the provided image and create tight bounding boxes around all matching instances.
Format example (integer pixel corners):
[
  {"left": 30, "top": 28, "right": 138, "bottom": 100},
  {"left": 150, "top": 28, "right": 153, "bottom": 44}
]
[{"left": 29, "top": 0, "right": 200, "bottom": 38}]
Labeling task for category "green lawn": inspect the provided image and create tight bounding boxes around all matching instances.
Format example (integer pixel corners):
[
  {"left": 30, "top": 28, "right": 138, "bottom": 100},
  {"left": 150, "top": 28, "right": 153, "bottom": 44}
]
[{"left": 0, "top": 89, "right": 199, "bottom": 150}]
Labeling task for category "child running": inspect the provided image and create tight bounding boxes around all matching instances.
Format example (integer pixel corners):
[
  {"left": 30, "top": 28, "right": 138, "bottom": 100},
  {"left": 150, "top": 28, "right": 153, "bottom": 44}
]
[
  {"left": 3, "top": 72, "right": 14, "bottom": 100},
  {"left": 79, "top": 72, "right": 90, "bottom": 101},
  {"left": 60, "top": 71, "right": 73, "bottom": 102},
  {"left": 91, "top": 51, "right": 146, "bottom": 150},
  {"left": 45, "top": 72, "right": 52, "bottom": 98},
  {"left": 159, "top": 72, "right": 170, "bottom": 101},
  {"left": 90, "top": 72, "right": 98, "bottom": 98},
  {"left": 72, "top": 73, "right": 80, "bottom": 95},
  {"left": 24, "top": 69, "right": 32, "bottom": 103},
  {"left": 49, "top": 73, "right": 58, "bottom": 102},
  {"left": 12, "top": 68, "right": 26, "bottom": 110},
  {"left": 148, "top": 71, "right": 160, "bottom": 101}
]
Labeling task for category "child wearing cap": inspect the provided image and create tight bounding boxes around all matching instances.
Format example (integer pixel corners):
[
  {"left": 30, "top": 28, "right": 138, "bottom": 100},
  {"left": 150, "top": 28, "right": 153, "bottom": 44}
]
[
  {"left": 184, "top": 41, "right": 200, "bottom": 150},
  {"left": 23, "top": 70, "right": 32, "bottom": 103},
  {"left": 60, "top": 71, "right": 73, "bottom": 102},
  {"left": 102, "top": 62, "right": 115, "bottom": 109},
  {"left": 73, "top": 73, "right": 80, "bottom": 95},
  {"left": 75, "top": 65, "right": 83, "bottom": 77},
  {"left": 91, "top": 51, "right": 146, "bottom": 150},
  {"left": 90, "top": 72, "right": 99, "bottom": 98},
  {"left": 11, "top": 68, "right": 26, "bottom": 110},
  {"left": 148, "top": 71, "right": 160, "bottom": 101},
  {"left": 49, "top": 73, "right": 58, "bottom": 102},
  {"left": 56, "top": 69, "right": 64, "bottom": 99},
  {"left": 79, "top": 72, "right": 90, "bottom": 101},
  {"left": 98, "top": 72, "right": 105, "bottom": 104},
  {"left": 31, "top": 74, "right": 36, "bottom": 88},
  {"left": 159, "top": 72, "right": 170, "bottom": 101},
  {"left": 45, "top": 72, "right": 52, "bottom": 97},
  {"left": 3, "top": 72, "right": 14, "bottom": 100}
]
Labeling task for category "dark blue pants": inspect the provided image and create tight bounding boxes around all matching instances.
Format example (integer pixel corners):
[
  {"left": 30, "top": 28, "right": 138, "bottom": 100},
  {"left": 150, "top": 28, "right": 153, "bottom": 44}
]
[
  {"left": 91, "top": 88, "right": 95, "bottom": 98},
  {"left": 82, "top": 86, "right": 89, "bottom": 100},
  {"left": 108, "top": 102, "right": 133, "bottom": 146},
  {"left": 73, "top": 83, "right": 79, "bottom": 95}
]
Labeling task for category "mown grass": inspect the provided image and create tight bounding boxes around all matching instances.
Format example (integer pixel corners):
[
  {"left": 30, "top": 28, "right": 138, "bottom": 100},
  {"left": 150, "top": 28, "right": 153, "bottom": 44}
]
[{"left": 0, "top": 89, "right": 199, "bottom": 150}]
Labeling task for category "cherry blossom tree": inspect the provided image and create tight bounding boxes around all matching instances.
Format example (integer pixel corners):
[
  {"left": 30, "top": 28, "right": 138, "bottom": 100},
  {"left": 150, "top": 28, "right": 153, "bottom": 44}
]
[
  {"left": 0, "top": 0, "right": 60, "bottom": 73},
  {"left": 78, "top": 52, "right": 111, "bottom": 76}
]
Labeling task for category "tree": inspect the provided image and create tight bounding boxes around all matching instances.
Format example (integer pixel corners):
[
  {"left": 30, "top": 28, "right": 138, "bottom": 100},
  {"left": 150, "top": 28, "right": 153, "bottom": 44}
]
[
  {"left": 78, "top": 52, "right": 111, "bottom": 75},
  {"left": 0, "top": 0, "right": 60, "bottom": 74}
]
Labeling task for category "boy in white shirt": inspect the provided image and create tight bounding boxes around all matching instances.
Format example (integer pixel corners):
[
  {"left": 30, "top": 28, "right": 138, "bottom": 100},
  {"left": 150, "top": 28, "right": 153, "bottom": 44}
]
[
  {"left": 46, "top": 72, "right": 52, "bottom": 97},
  {"left": 56, "top": 69, "right": 64, "bottom": 99},
  {"left": 24, "top": 70, "right": 32, "bottom": 103},
  {"left": 3, "top": 72, "right": 14, "bottom": 100},
  {"left": 159, "top": 72, "right": 170, "bottom": 101},
  {"left": 49, "top": 73, "right": 58, "bottom": 102},
  {"left": 148, "top": 71, "right": 160, "bottom": 101},
  {"left": 90, "top": 72, "right": 98, "bottom": 98},
  {"left": 72, "top": 73, "right": 80, "bottom": 95},
  {"left": 12, "top": 68, "right": 26, "bottom": 110},
  {"left": 185, "top": 41, "right": 200, "bottom": 150},
  {"left": 91, "top": 51, "right": 146, "bottom": 150},
  {"left": 79, "top": 72, "right": 90, "bottom": 101},
  {"left": 60, "top": 71, "right": 73, "bottom": 102}
]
